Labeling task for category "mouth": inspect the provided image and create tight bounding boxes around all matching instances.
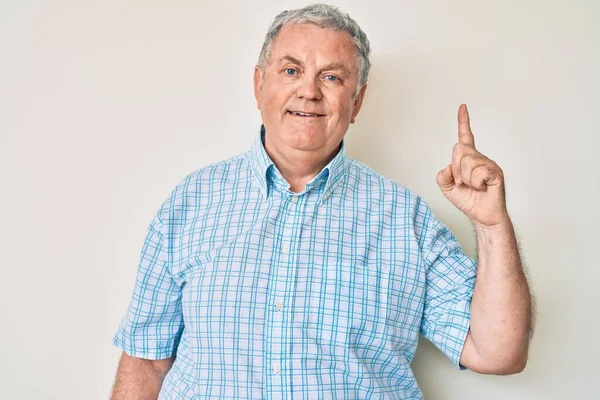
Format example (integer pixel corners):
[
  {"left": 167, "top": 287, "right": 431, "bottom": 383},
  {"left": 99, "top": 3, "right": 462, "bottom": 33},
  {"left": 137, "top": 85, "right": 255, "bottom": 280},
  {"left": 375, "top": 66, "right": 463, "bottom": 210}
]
[{"left": 287, "top": 110, "right": 326, "bottom": 117}]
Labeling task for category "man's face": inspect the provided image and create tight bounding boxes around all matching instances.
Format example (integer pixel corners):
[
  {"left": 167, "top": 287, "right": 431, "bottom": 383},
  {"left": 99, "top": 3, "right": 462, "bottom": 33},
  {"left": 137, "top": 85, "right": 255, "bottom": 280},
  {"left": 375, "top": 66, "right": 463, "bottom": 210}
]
[{"left": 254, "top": 23, "right": 367, "bottom": 158}]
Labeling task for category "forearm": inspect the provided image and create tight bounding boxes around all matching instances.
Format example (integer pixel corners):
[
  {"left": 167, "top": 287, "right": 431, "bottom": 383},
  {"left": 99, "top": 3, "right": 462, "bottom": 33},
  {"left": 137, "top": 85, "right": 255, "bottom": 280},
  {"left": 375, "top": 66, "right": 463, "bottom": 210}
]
[
  {"left": 469, "top": 218, "right": 532, "bottom": 368},
  {"left": 111, "top": 354, "right": 172, "bottom": 400}
]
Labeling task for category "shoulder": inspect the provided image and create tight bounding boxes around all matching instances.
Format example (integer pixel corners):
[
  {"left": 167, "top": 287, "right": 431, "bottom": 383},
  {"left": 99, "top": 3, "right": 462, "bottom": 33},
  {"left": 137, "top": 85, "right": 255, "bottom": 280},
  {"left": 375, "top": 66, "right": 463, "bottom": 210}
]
[
  {"left": 156, "top": 153, "right": 250, "bottom": 220},
  {"left": 346, "top": 157, "right": 425, "bottom": 208},
  {"left": 179, "top": 153, "right": 249, "bottom": 190},
  {"left": 346, "top": 157, "right": 440, "bottom": 239}
]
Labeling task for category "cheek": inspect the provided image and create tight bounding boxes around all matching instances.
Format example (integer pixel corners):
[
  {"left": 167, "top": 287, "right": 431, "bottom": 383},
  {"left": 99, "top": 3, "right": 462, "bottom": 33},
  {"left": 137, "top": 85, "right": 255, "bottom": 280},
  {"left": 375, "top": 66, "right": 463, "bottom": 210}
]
[
  {"left": 329, "top": 98, "right": 354, "bottom": 122},
  {"left": 264, "top": 86, "right": 290, "bottom": 111},
  {"left": 262, "top": 95, "right": 279, "bottom": 115}
]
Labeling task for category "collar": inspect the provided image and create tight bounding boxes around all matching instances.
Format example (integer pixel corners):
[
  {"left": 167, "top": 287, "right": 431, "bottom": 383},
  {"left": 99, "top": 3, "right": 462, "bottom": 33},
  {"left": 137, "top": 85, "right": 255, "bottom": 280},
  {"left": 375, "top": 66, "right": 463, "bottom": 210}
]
[{"left": 247, "top": 125, "right": 351, "bottom": 202}]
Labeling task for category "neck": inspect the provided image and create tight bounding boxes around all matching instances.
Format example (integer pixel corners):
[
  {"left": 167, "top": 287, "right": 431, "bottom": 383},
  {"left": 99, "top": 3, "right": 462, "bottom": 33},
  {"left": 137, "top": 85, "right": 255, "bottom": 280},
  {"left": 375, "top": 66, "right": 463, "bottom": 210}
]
[{"left": 264, "top": 136, "right": 340, "bottom": 193}]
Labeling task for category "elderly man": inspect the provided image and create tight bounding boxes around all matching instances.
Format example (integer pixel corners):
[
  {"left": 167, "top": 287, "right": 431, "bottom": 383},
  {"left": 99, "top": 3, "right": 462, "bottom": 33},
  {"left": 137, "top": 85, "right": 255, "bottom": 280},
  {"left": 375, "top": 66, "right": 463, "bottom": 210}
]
[{"left": 111, "top": 4, "right": 532, "bottom": 399}]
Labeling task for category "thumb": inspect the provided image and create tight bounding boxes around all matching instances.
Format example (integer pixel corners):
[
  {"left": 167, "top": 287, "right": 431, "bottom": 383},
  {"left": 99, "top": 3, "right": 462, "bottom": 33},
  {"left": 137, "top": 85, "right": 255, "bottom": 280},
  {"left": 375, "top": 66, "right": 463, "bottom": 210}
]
[{"left": 436, "top": 164, "right": 455, "bottom": 191}]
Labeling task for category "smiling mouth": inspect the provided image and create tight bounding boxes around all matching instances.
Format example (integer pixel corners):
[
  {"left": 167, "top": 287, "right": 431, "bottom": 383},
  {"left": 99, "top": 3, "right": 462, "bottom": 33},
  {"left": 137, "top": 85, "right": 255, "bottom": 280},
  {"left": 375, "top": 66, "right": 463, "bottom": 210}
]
[{"left": 288, "top": 110, "right": 325, "bottom": 117}]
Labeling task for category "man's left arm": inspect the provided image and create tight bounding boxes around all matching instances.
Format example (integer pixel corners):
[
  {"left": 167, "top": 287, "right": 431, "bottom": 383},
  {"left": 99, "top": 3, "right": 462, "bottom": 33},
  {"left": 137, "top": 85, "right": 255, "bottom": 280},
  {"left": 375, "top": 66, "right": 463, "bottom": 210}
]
[
  {"left": 436, "top": 104, "right": 533, "bottom": 375},
  {"left": 462, "top": 218, "right": 532, "bottom": 374}
]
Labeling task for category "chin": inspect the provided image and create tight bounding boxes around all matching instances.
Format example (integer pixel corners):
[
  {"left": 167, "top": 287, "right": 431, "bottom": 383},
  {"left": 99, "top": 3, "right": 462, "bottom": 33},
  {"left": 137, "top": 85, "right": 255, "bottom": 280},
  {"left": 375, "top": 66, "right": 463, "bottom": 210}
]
[{"left": 286, "top": 129, "right": 328, "bottom": 150}]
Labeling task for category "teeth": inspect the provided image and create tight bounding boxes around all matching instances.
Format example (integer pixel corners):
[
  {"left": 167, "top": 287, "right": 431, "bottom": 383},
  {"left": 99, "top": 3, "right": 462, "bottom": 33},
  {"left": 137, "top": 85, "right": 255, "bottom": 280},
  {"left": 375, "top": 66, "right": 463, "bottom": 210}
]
[{"left": 291, "top": 111, "right": 318, "bottom": 117}]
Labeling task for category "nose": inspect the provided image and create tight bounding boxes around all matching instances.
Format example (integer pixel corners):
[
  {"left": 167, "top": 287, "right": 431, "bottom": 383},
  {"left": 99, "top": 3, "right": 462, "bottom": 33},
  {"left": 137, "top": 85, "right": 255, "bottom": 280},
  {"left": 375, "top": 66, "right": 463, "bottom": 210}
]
[{"left": 296, "top": 75, "right": 322, "bottom": 101}]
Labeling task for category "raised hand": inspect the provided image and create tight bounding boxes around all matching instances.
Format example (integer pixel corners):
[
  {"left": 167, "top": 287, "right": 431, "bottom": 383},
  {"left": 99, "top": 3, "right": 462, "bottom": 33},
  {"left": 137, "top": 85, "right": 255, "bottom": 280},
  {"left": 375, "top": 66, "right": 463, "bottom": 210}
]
[{"left": 436, "top": 104, "right": 509, "bottom": 228}]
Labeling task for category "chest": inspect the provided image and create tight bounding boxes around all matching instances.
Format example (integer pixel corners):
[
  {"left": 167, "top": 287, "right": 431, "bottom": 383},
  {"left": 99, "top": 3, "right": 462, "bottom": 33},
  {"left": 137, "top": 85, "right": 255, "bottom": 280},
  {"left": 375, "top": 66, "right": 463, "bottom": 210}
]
[{"left": 170, "top": 196, "right": 426, "bottom": 349}]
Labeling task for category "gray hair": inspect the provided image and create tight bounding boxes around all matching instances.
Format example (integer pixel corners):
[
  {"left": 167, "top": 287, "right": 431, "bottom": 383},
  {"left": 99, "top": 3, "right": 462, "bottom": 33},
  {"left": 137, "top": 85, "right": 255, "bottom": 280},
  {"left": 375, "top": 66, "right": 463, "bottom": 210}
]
[{"left": 257, "top": 4, "right": 371, "bottom": 94}]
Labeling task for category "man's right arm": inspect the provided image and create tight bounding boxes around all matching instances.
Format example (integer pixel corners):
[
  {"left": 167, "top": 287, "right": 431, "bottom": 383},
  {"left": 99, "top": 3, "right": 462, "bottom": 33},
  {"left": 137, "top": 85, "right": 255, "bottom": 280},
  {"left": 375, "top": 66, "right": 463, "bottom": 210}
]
[{"left": 110, "top": 351, "right": 175, "bottom": 400}]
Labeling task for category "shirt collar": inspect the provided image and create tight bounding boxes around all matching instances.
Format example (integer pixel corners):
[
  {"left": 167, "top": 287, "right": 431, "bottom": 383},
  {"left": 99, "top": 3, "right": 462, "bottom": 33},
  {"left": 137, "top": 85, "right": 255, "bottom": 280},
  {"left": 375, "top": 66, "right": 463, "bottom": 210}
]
[
  {"left": 248, "top": 125, "right": 275, "bottom": 197},
  {"left": 248, "top": 125, "right": 351, "bottom": 201}
]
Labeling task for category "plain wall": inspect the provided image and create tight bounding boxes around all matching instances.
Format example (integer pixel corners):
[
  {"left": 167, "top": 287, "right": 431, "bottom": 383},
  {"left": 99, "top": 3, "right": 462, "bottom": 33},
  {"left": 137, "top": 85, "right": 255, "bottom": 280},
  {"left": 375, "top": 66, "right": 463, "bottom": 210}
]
[{"left": 1, "top": 0, "right": 598, "bottom": 398}]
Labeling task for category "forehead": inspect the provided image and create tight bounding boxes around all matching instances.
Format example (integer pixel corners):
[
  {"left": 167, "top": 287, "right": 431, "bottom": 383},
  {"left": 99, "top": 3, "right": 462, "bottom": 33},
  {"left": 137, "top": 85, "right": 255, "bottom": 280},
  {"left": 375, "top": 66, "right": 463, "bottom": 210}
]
[{"left": 269, "top": 23, "right": 357, "bottom": 70}]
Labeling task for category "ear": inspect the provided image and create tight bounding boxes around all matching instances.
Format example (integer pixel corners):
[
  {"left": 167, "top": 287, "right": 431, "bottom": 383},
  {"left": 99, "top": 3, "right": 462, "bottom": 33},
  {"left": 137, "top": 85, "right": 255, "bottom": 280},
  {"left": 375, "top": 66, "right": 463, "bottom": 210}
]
[
  {"left": 350, "top": 84, "right": 368, "bottom": 124},
  {"left": 253, "top": 66, "right": 263, "bottom": 110}
]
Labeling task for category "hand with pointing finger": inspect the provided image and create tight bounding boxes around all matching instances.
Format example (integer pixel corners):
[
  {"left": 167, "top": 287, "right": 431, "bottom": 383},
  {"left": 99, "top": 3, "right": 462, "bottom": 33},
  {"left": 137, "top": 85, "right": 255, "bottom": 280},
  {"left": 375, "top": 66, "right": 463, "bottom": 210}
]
[{"left": 436, "top": 104, "right": 510, "bottom": 228}]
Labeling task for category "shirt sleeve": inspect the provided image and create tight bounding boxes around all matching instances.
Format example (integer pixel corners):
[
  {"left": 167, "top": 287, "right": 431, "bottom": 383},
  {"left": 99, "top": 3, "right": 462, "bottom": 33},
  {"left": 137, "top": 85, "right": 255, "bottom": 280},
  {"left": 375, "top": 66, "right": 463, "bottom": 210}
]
[
  {"left": 417, "top": 201, "right": 477, "bottom": 370},
  {"left": 112, "top": 214, "right": 184, "bottom": 360}
]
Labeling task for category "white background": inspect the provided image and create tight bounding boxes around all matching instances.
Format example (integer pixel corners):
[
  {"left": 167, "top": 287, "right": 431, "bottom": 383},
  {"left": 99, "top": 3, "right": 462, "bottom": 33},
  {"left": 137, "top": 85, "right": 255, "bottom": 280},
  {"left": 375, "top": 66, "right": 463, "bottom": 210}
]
[{"left": 1, "top": 0, "right": 598, "bottom": 398}]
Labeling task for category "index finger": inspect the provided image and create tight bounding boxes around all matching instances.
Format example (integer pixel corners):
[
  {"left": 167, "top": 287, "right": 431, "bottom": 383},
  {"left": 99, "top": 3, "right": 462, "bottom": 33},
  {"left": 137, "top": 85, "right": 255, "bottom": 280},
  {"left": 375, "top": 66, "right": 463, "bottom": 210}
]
[{"left": 458, "top": 103, "right": 475, "bottom": 148}]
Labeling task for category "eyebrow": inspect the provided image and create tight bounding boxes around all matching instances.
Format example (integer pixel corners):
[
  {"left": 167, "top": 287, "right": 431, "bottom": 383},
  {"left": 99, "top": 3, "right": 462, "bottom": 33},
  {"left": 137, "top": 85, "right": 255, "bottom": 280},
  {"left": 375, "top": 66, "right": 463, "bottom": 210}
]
[{"left": 279, "top": 55, "right": 351, "bottom": 75}]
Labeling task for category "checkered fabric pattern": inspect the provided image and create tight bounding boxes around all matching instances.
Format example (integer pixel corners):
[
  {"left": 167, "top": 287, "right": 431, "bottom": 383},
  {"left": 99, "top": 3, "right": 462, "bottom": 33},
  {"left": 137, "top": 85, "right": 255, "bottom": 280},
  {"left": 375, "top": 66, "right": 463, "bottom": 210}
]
[{"left": 113, "top": 126, "right": 477, "bottom": 399}]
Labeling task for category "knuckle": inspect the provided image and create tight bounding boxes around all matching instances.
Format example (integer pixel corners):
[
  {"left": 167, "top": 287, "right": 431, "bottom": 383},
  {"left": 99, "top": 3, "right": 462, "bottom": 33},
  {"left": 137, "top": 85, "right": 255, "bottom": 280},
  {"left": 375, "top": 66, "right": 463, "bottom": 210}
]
[
  {"left": 460, "top": 155, "right": 470, "bottom": 168},
  {"left": 453, "top": 142, "right": 466, "bottom": 157},
  {"left": 454, "top": 142, "right": 466, "bottom": 152}
]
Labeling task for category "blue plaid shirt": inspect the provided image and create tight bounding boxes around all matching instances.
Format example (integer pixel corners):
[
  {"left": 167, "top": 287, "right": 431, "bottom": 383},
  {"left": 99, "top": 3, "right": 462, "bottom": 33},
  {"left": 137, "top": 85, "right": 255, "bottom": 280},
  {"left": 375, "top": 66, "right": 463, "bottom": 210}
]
[{"left": 113, "top": 126, "right": 477, "bottom": 399}]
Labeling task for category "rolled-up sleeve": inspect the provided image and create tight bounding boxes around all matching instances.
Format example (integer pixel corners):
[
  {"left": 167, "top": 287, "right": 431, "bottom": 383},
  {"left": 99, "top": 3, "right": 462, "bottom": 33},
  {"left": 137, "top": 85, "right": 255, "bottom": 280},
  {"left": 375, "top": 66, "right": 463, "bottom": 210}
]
[
  {"left": 113, "top": 214, "right": 184, "bottom": 360},
  {"left": 417, "top": 203, "right": 477, "bottom": 370}
]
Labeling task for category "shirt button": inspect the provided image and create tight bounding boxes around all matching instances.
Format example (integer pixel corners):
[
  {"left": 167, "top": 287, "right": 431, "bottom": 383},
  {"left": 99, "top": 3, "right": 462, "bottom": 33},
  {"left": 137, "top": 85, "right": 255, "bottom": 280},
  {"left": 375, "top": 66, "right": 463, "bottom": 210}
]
[
  {"left": 291, "top": 196, "right": 298, "bottom": 203},
  {"left": 275, "top": 300, "right": 283, "bottom": 311},
  {"left": 273, "top": 361, "right": 281, "bottom": 374},
  {"left": 282, "top": 246, "right": 289, "bottom": 254}
]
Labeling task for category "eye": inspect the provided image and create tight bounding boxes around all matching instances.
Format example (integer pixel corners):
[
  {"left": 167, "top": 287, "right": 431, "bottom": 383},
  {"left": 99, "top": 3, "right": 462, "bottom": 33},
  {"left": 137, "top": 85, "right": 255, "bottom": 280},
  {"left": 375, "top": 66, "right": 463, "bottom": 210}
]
[
  {"left": 284, "top": 68, "right": 297, "bottom": 76},
  {"left": 324, "top": 75, "right": 339, "bottom": 82}
]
